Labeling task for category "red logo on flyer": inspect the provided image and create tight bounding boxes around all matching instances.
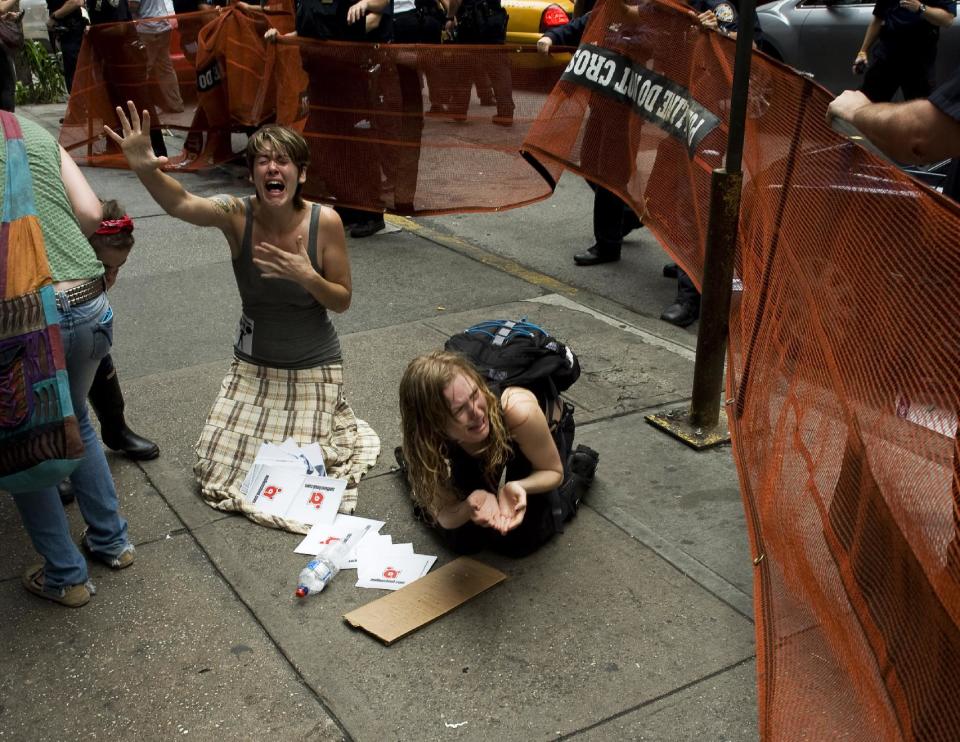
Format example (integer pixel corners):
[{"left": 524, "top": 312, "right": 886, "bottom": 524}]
[
  {"left": 309, "top": 491, "right": 325, "bottom": 509},
  {"left": 263, "top": 485, "right": 281, "bottom": 500},
  {"left": 320, "top": 536, "right": 340, "bottom": 545},
  {"left": 383, "top": 567, "right": 400, "bottom": 579}
]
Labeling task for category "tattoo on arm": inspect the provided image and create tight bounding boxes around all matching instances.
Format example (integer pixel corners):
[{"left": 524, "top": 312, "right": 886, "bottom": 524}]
[{"left": 209, "top": 195, "right": 243, "bottom": 216}]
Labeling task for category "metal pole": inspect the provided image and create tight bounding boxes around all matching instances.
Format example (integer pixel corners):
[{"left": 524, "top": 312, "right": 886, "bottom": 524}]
[{"left": 686, "top": 0, "right": 757, "bottom": 430}]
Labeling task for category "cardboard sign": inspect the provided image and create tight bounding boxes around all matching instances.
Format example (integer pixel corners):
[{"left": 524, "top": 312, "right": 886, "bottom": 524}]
[{"left": 343, "top": 557, "right": 507, "bottom": 645}]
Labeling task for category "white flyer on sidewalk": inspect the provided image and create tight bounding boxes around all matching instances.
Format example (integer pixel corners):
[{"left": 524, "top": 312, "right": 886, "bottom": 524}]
[
  {"left": 355, "top": 552, "right": 437, "bottom": 590},
  {"left": 294, "top": 514, "right": 386, "bottom": 566}
]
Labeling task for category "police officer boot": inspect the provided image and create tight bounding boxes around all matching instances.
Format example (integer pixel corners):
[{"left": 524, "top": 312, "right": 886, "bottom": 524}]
[{"left": 88, "top": 355, "right": 160, "bottom": 461}]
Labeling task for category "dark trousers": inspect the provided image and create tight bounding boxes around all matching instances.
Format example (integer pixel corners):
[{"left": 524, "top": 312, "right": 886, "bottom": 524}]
[
  {"left": 0, "top": 48, "right": 15, "bottom": 111},
  {"left": 57, "top": 28, "right": 84, "bottom": 94},
  {"left": 677, "top": 267, "right": 700, "bottom": 307},
  {"left": 861, "top": 40, "right": 936, "bottom": 103},
  {"left": 593, "top": 184, "right": 632, "bottom": 253}
]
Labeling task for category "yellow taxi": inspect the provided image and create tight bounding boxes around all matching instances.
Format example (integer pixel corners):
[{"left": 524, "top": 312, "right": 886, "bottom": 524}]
[{"left": 502, "top": 0, "right": 575, "bottom": 46}]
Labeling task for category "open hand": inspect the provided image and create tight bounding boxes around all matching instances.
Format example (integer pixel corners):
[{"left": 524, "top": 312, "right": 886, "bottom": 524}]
[
  {"left": 103, "top": 101, "right": 168, "bottom": 173},
  {"left": 467, "top": 490, "right": 504, "bottom": 531},
  {"left": 497, "top": 481, "right": 527, "bottom": 533},
  {"left": 252, "top": 234, "right": 313, "bottom": 283}
]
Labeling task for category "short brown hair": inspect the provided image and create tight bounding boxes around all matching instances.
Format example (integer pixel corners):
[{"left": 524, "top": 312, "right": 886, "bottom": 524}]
[{"left": 245, "top": 125, "right": 310, "bottom": 208}]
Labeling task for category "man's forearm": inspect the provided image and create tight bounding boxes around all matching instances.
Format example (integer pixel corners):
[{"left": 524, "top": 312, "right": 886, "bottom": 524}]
[{"left": 852, "top": 99, "right": 959, "bottom": 163}]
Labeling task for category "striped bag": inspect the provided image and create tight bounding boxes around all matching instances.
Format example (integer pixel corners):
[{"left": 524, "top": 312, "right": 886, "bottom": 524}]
[{"left": 0, "top": 111, "right": 83, "bottom": 493}]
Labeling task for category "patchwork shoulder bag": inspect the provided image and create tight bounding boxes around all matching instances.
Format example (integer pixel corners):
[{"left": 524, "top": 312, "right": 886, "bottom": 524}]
[{"left": 0, "top": 111, "right": 84, "bottom": 493}]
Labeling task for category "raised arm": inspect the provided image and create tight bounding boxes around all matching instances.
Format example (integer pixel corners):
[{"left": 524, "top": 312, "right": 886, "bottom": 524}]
[
  {"left": 59, "top": 145, "right": 102, "bottom": 237},
  {"left": 103, "top": 102, "right": 240, "bottom": 232}
]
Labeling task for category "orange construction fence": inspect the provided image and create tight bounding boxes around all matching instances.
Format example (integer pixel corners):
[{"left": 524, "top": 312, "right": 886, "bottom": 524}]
[
  {"left": 60, "top": 4, "right": 565, "bottom": 214},
  {"left": 523, "top": 1, "right": 960, "bottom": 739},
  {"left": 60, "top": 1, "right": 960, "bottom": 738}
]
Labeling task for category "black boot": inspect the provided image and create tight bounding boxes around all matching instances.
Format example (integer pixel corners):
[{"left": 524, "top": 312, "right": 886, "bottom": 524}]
[{"left": 88, "top": 355, "right": 160, "bottom": 461}]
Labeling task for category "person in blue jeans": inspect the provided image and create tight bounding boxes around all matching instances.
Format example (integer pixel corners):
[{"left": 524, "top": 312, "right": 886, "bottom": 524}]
[{"left": 9, "top": 115, "right": 134, "bottom": 608}]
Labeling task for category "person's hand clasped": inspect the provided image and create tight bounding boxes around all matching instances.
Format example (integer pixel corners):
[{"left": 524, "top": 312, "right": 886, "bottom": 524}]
[
  {"left": 497, "top": 481, "right": 527, "bottom": 533},
  {"left": 826, "top": 89, "right": 871, "bottom": 126},
  {"left": 264, "top": 27, "right": 279, "bottom": 42},
  {"left": 536, "top": 35, "right": 552, "bottom": 54},
  {"left": 697, "top": 9, "right": 718, "bottom": 30},
  {"left": 252, "top": 234, "right": 313, "bottom": 284},
  {"left": 103, "top": 101, "right": 169, "bottom": 173}
]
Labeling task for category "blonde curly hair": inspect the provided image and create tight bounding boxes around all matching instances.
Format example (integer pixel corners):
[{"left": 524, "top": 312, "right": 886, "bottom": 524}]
[{"left": 399, "top": 351, "right": 511, "bottom": 519}]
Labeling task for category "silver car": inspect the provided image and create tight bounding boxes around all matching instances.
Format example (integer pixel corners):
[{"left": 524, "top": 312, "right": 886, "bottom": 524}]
[{"left": 757, "top": 0, "right": 960, "bottom": 94}]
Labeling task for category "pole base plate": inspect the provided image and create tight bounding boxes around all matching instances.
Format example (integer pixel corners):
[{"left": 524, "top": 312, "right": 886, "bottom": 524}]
[{"left": 645, "top": 406, "right": 731, "bottom": 450}]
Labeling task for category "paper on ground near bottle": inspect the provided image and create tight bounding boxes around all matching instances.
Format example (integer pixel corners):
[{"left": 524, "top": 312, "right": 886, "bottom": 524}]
[
  {"left": 294, "top": 514, "right": 386, "bottom": 566},
  {"left": 355, "top": 552, "right": 437, "bottom": 590},
  {"left": 245, "top": 466, "right": 347, "bottom": 526}
]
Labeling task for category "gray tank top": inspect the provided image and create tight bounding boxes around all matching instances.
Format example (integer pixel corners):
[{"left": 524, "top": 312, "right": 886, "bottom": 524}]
[{"left": 231, "top": 198, "right": 342, "bottom": 369}]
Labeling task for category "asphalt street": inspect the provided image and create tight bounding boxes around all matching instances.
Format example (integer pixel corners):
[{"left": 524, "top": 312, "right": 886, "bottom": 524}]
[{"left": 0, "top": 104, "right": 757, "bottom": 741}]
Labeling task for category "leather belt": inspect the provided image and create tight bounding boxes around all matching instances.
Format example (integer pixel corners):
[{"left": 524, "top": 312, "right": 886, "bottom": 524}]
[{"left": 55, "top": 276, "right": 106, "bottom": 311}]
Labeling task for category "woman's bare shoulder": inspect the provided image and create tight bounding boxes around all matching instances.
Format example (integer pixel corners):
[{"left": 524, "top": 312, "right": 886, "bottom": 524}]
[{"left": 501, "top": 387, "right": 541, "bottom": 429}]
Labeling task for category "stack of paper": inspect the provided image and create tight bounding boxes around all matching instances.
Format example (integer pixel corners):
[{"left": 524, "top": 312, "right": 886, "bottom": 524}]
[
  {"left": 241, "top": 439, "right": 346, "bottom": 526},
  {"left": 295, "top": 515, "right": 437, "bottom": 591}
]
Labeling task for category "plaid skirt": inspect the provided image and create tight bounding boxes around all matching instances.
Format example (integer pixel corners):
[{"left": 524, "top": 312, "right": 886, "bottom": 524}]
[{"left": 194, "top": 359, "right": 381, "bottom": 533}]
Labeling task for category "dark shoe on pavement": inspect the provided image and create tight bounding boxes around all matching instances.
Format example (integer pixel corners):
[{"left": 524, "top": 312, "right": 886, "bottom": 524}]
[
  {"left": 89, "top": 356, "right": 160, "bottom": 461},
  {"left": 350, "top": 218, "right": 386, "bottom": 238},
  {"left": 660, "top": 301, "right": 700, "bottom": 328},
  {"left": 568, "top": 444, "right": 599, "bottom": 485},
  {"left": 58, "top": 480, "right": 75, "bottom": 506},
  {"left": 101, "top": 425, "right": 160, "bottom": 461},
  {"left": 574, "top": 245, "right": 620, "bottom": 266},
  {"left": 662, "top": 263, "right": 679, "bottom": 279}
]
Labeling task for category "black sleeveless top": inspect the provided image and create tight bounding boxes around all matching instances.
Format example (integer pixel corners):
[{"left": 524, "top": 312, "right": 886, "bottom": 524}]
[{"left": 231, "top": 198, "right": 342, "bottom": 369}]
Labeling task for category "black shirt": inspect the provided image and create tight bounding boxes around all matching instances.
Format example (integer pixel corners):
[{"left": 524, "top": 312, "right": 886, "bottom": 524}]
[{"left": 872, "top": 0, "right": 956, "bottom": 45}]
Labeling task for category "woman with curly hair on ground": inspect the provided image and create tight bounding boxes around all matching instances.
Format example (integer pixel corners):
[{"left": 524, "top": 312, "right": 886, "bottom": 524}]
[{"left": 398, "top": 350, "right": 596, "bottom": 557}]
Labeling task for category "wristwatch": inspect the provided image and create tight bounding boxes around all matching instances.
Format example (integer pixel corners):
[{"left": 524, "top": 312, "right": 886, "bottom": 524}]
[{"left": 918, "top": 3, "right": 926, "bottom": 12}]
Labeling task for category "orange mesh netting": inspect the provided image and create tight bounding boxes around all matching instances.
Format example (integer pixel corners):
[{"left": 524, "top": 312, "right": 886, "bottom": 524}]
[
  {"left": 523, "top": 1, "right": 960, "bottom": 739},
  {"left": 60, "top": 4, "right": 565, "bottom": 214}
]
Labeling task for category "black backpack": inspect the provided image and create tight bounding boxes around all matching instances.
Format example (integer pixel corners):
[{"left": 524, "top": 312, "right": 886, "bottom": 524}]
[{"left": 444, "top": 318, "right": 580, "bottom": 417}]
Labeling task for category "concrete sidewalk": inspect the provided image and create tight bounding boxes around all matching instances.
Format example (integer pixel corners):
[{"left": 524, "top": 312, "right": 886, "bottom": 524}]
[{"left": 0, "top": 105, "right": 756, "bottom": 741}]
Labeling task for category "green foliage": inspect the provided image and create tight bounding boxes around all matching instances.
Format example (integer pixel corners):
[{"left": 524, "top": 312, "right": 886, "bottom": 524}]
[{"left": 15, "top": 41, "right": 66, "bottom": 106}]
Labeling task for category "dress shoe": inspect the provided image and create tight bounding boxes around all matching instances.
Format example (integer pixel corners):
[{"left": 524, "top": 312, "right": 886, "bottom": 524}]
[
  {"left": 660, "top": 301, "right": 700, "bottom": 328},
  {"left": 350, "top": 218, "right": 386, "bottom": 238},
  {"left": 662, "top": 263, "right": 679, "bottom": 279},
  {"left": 102, "top": 425, "right": 161, "bottom": 461},
  {"left": 573, "top": 245, "right": 620, "bottom": 266}
]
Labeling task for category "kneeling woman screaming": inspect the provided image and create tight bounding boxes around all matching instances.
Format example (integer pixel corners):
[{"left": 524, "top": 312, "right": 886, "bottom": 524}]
[{"left": 399, "top": 351, "right": 593, "bottom": 557}]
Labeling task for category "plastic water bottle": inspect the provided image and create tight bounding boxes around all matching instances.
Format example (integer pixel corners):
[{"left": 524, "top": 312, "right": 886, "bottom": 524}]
[{"left": 294, "top": 534, "right": 356, "bottom": 599}]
